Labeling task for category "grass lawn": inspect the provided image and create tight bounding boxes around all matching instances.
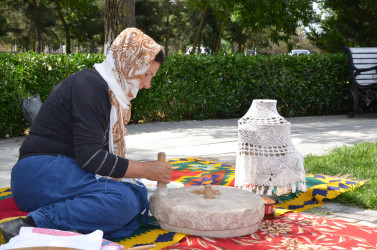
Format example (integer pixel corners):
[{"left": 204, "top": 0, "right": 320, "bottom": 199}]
[{"left": 304, "top": 141, "right": 377, "bottom": 210}]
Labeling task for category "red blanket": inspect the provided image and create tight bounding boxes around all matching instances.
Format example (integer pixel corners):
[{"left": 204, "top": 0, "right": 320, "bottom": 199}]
[
  {"left": 0, "top": 188, "right": 28, "bottom": 220},
  {"left": 165, "top": 212, "right": 377, "bottom": 249}
]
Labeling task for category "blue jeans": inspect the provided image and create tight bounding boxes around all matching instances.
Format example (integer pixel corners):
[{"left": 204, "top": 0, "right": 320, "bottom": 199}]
[{"left": 11, "top": 155, "right": 148, "bottom": 239}]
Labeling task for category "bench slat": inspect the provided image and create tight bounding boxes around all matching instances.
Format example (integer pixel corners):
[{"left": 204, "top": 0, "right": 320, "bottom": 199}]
[
  {"left": 350, "top": 48, "right": 377, "bottom": 53},
  {"left": 355, "top": 79, "right": 377, "bottom": 85},
  {"left": 353, "top": 64, "right": 377, "bottom": 69},
  {"left": 352, "top": 54, "right": 377, "bottom": 59},
  {"left": 356, "top": 72, "right": 377, "bottom": 78},
  {"left": 355, "top": 74, "right": 377, "bottom": 80},
  {"left": 353, "top": 59, "right": 377, "bottom": 64}
]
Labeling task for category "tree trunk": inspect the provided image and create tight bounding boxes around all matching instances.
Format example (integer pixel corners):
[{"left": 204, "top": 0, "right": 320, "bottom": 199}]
[
  {"left": 238, "top": 43, "right": 243, "bottom": 54},
  {"left": 198, "top": 32, "right": 202, "bottom": 49},
  {"left": 215, "top": 19, "right": 226, "bottom": 54},
  {"left": 285, "top": 39, "right": 292, "bottom": 54},
  {"left": 55, "top": 1, "right": 71, "bottom": 54},
  {"left": 104, "top": 0, "right": 136, "bottom": 55},
  {"left": 34, "top": 25, "right": 42, "bottom": 53},
  {"left": 164, "top": 15, "right": 170, "bottom": 57},
  {"left": 98, "top": 33, "right": 104, "bottom": 54},
  {"left": 89, "top": 39, "right": 95, "bottom": 53},
  {"left": 191, "top": 4, "right": 208, "bottom": 55}
]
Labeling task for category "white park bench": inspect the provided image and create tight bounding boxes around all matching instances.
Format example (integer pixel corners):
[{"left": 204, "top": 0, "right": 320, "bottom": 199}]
[{"left": 343, "top": 47, "right": 377, "bottom": 117}]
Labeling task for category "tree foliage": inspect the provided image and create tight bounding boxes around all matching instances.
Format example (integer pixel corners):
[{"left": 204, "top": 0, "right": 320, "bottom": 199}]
[
  {"left": 0, "top": 0, "right": 103, "bottom": 53},
  {"left": 0, "top": 0, "right": 58, "bottom": 52},
  {"left": 0, "top": 0, "right": 318, "bottom": 55},
  {"left": 136, "top": 0, "right": 201, "bottom": 55},
  {"left": 308, "top": 0, "right": 377, "bottom": 53},
  {"left": 210, "top": 0, "right": 315, "bottom": 43}
]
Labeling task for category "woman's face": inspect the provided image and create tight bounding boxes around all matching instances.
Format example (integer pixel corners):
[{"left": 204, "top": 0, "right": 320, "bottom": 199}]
[{"left": 139, "top": 61, "right": 160, "bottom": 90}]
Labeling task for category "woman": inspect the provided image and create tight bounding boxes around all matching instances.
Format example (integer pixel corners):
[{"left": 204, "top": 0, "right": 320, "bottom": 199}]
[{"left": 0, "top": 28, "right": 171, "bottom": 241}]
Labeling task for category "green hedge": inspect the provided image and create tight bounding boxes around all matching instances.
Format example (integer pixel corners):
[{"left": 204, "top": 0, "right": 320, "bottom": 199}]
[
  {"left": 133, "top": 53, "right": 351, "bottom": 121},
  {"left": 0, "top": 52, "right": 351, "bottom": 137},
  {"left": 0, "top": 52, "right": 104, "bottom": 137}
]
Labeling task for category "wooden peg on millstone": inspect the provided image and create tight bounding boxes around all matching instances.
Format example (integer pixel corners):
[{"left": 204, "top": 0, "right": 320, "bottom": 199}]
[
  {"left": 204, "top": 185, "right": 214, "bottom": 199},
  {"left": 157, "top": 152, "right": 168, "bottom": 196}
]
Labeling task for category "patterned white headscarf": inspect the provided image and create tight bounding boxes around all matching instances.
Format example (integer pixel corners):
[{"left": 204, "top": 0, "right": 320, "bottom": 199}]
[{"left": 94, "top": 28, "right": 163, "bottom": 158}]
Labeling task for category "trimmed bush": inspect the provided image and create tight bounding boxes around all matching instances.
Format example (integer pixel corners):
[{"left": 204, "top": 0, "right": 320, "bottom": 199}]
[
  {"left": 0, "top": 52, "right": 351, "bottom": 137},
  {"left": 0, "top": 52, "right": 104, "bottom": 137},
  {"left": 133, "top": 53, "right": 351, "bottom": 121}
]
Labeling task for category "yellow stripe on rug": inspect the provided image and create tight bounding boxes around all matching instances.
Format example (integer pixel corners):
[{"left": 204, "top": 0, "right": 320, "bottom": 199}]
[
  {"left": 116, "top": 228, "right": 185, "bottom": 249},
  {"left": 275, "top": 174, "right": 366, "bottom": 215}
]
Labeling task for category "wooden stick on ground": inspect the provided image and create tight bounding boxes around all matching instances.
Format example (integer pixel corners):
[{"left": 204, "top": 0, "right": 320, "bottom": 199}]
[{"left": 128, "top": 244, "right": 157, "bottom": 250}]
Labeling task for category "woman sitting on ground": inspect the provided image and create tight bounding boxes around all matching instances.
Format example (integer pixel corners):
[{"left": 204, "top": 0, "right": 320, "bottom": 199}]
[{"left": 0, "top": 28, "right": 171, "bottom": 242}]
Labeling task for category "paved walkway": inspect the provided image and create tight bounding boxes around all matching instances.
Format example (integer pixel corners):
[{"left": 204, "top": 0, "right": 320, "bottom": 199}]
[{"left": 1, "top": 113, "right": 377, "bottom": 227}]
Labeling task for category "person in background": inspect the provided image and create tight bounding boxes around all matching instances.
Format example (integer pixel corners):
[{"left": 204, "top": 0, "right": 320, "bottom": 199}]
[{"left": 0, "top": 28, "right": 171, "bottom": 242}]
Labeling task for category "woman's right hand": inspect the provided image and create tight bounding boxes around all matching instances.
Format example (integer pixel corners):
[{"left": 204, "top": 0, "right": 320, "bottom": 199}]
[
  {"left": 125, "top": 160, "right": 172, "bottom": 184},
  {"left": 142, "top": 161, "right": 172, "bottom": 184}
]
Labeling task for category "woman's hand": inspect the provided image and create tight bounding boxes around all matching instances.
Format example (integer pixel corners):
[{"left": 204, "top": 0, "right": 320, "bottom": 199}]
[
  {"left": 125, "top": 160, "right": 172, "bottom": 184},
  {"left": 142, "top": 161, "right": 172, "bottom": 184}
]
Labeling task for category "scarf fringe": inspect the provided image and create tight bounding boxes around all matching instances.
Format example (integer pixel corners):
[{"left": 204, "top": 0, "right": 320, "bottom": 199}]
[{"left": 236, "top": 181, "right": 307, "bottom": 195}]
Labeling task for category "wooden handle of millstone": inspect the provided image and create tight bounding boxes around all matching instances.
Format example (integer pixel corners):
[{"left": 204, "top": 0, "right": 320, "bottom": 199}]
[
  {"left": 204, "top": 185, "right": 214, "bottom": 199},
  {"left": 157, "top": 152, "right": 167, "bottom": 196}
]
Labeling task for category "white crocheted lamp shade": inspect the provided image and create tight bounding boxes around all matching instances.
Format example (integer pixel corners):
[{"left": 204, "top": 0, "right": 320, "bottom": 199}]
[{"left": 235, "top": 99, "right": 307, "bottom": 196}]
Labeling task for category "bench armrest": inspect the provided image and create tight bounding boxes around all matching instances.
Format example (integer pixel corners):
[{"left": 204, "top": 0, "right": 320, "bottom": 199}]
[
  {"left": 354, "top": 65, "right": 377, "bottom": 76},
  {"left": 343, "top": 47, "right": 377, "bottom": 76}
]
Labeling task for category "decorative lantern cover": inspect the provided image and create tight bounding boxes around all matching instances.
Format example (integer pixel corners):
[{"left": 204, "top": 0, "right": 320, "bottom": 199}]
[{"left": 235, "top": 99, "right": 307, "bottom": 195}]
